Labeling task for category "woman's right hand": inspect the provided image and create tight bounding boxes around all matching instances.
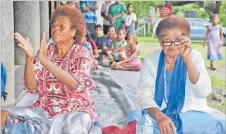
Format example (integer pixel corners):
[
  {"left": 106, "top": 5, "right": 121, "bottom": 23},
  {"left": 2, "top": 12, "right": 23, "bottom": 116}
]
[
  {"left": 15, "top": 32, "right": 34, "bottom": 59},
  {"left": 156, "top": 113, "right": 177, "bottom": 134}
]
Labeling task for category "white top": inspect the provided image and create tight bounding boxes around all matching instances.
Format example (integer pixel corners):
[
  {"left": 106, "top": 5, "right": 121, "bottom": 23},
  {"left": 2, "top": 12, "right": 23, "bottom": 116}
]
[
  {"left": 124, "top": 13, "right": 137, "bottom": 27},
  {"left": 136, "top": 49, "right": 214, "bottom": 113},
  {"left": 101, "top": 1, "right": 114, "bottom": 25}
]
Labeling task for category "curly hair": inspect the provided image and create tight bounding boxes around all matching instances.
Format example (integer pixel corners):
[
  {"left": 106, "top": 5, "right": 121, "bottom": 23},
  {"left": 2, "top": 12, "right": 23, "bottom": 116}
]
[
  {"left": 156, "top": 16, "right": 190, "bottom": 38},
  {"left": 50, "top": 5, "right": 86, "bottom": 45}
]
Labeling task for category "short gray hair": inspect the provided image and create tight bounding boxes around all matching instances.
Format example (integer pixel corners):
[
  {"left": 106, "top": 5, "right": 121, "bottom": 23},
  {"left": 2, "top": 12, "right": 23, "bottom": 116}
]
[{"left": 156, "top": 16, "right": 190, "bottom": 38}]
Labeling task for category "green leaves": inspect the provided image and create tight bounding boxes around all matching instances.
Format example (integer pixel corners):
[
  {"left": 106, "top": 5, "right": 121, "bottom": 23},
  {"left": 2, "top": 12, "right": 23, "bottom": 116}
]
[
  {"left": 123, "top": 1, "right": 164, "bottom": 18},
  {"left": 219, "top": 1, "right": 226, "bottom": 26}
]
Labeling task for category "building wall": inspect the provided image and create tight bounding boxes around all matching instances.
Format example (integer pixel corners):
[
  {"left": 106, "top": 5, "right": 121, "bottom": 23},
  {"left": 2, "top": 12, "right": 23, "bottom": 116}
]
[{"left": 0, "top": 1, "right": 15, "bottom": 105}]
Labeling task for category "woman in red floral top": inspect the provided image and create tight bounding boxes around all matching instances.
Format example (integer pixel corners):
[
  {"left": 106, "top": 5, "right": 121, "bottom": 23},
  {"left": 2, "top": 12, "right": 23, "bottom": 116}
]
[{"left": 1, "top": 5, "right": 96, "bottom": 134}]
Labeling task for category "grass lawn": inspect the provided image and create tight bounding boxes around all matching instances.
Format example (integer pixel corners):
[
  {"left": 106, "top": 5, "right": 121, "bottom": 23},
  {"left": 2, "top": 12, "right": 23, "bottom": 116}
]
[
  {"left": 138, "top": 36, "right": 225, "bottom": 65},
  {"left": 138, "top": 36, "right": 226, "bottom": 111}
]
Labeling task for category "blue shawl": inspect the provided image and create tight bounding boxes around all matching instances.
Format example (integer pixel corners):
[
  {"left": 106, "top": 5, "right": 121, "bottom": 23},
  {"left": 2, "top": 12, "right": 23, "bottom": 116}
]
[
  {"left": 1, "top": 62, "right": 7, "bottom": 101},
  {"left": 155, "top": 51, "right": 187, "bottom": 134}
]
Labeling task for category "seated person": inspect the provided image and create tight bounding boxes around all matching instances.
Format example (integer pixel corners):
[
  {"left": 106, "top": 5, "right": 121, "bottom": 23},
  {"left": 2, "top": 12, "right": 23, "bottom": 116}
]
[
  {"left": 1, "top": 62, "right": 7, "bottom": 101},
  {"left": 102, "top": 25, "right": 116, "bottom": 54},
  {"left": 111, "top": 34, "right": 142, "bottom": 71},
  {"left": 136, "top": 16, "right": 225, "bottom": 134},
  {"left": 1, "top": 6, "right": 97, "bottom": 134},
  {"left": 106, "top": 28, "right": 127, "bottom": 64},
  {"left": 86, "top": 30, "right": 99, "bottom": 70},
  {"left": 91, "top": 24, "right": 106, "bottom": 51}
]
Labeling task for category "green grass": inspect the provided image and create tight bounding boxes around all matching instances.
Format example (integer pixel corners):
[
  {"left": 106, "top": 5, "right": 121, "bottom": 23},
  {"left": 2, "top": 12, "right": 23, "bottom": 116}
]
[
  {"left": 137, "top": 36, "right": 159, "bottom": 45},
  {"left": 138, "top": 36, "right": 226, "bottom": 111},
  {"left": 210, "top": 75, "right": 226, "bottom": 91},
  {"left": 138, "top": 36, "right": 226, "bottom": 65},
  {"left": 207, "top": 97, "right": 226, "bottom": 113}
]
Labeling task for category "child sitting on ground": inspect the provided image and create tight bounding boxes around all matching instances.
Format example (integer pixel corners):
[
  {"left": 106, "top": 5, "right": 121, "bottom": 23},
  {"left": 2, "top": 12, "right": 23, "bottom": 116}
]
[
  {"left": 111, "top": 34, "right": 142, "bottom": 71},
  {"left": 106, "top": 28, "right": 127, "bottom": 65},
  {"left": 91, "top": 24, "right": 106, "bottom": 52},
  {"left": 85, "top": 31, "right": 99, "bottom": 70}
]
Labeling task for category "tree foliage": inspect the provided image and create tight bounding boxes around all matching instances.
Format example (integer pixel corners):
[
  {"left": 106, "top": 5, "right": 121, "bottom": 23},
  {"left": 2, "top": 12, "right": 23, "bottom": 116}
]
[
  {"left": 123, "top": 1, "right": 164, "bottom": 18},
  {"left": 219, "top": 1, "right": 226, "bottom": 26},
  {"left": 173, "top": 4, "right": 209, "bottom": 20}
]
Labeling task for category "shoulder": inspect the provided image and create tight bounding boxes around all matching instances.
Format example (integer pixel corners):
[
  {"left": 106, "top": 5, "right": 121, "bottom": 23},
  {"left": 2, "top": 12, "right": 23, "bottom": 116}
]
[
  {"left": 191, "top": 49, "right": 203, "bottom": 61},
  {"left": 146, "top": 49, "right": 161, "bottom": 61},
  {"left": 75, "top": 44, "right": 90, "bottom": 54}
]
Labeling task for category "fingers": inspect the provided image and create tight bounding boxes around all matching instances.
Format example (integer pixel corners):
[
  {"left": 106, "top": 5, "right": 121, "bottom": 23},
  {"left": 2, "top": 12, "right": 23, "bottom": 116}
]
[
  {"left": 165, "top": 124, "right": 172, "bottom": 134},
  {"left": 169, "top": 121, "right": 176, "bottom": 134},
  {"left": 14, "top": 32, "right": 25, "bottom": 43},
  {"left": 41, "top": 32, "right": 47, "bottom": 47},
  {"left": 17, "top": 43, "right": 24, "bottom": 49},
  {"left": 159, "top": 119, "right": 176, "bottom": 134},
  {"left": 159, "top": 124, "right": 164, "bottom": 134}
]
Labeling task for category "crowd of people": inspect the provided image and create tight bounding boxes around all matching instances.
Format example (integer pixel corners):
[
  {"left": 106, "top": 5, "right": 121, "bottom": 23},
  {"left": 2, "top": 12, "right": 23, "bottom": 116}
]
[
  {"left": 1, "top": 1, "right": 225, "bottom": 134},
  {"left": 66, "top": 1, "right": 142, "bottom": 71}
]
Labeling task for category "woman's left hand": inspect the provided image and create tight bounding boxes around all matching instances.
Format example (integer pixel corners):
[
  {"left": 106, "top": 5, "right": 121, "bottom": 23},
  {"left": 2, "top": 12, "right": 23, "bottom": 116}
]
[
  {"left": 180, "top": 38, "right": 192, "bottom": 64},
  {"left": 38, "top": 32, "right": 48, "bottom": 63}
]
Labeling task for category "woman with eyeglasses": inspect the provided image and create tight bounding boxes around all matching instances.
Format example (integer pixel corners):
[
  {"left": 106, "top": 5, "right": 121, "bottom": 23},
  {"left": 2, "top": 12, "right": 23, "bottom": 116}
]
[{"left": 134, "top": 16, "right": 225, "bottom": 134}]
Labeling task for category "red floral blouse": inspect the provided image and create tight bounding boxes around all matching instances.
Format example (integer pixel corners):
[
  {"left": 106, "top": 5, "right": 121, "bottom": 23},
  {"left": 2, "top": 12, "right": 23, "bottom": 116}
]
[{"left": 22, "top": 43, "right": 97, "bottom": 120}]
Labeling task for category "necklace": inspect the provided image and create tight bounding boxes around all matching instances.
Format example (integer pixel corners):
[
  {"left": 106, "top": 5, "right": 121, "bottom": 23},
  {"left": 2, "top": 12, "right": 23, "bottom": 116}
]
[{"left": 164, "top": 59, "right": 168, "bottom": 104}]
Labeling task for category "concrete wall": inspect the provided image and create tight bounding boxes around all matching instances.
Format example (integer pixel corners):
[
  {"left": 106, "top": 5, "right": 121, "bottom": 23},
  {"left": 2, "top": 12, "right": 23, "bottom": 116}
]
[
  {"left": 0, "top": 1, "right": 49, "bottom": 105},
  {"left": 0, "top": 1, "right": 15, "bottom": 105},
  {"left": 14, "top": 1, "right": 41, "bottom": 65}
]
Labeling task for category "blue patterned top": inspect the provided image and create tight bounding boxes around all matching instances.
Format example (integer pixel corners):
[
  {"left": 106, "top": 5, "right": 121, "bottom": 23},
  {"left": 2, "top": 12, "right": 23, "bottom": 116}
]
[{"left": 80, "top": 0, "right": 97, "bottom": 24}]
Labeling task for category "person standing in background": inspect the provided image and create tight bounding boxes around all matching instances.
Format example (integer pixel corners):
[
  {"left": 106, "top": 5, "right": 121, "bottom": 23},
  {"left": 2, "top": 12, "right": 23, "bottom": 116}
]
[
  {"left": 66, "top": 1, "right": 79, "bottom": 9},
  {"left": 80, "top": 0, "right": 98, "bottom": 34},
  {"left": 204, "top": 14, "right": 223, "bottom": 70},
  {"left": 124, "top": 3, "right": 137, "bottom": 35},
  {"left": 108, "top": 1, "right": 127, "bottom": 32},
  {"left": 101, "top": 1, "right": 115, "bottom": 35}
]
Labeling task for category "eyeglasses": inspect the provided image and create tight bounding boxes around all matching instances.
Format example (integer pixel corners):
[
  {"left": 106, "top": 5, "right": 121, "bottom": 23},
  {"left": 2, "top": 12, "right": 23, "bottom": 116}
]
[{"left": 161, "top": 33, "right": 186, "bottom": 46}]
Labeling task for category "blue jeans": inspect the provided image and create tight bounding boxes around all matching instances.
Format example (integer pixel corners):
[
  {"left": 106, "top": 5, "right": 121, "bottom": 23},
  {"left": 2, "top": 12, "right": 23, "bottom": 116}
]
[
  {"left": 125, "top": 26, "right": 135, "bottom": 35},
  {"left": 4, "top": 113, "right": 31, "bottom": 134}
]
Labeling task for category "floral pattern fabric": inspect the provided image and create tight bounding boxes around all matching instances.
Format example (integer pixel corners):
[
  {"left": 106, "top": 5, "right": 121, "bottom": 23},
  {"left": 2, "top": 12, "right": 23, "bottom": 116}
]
[{"left": 22, "top": 43, "right": 97, "bottom": 120}]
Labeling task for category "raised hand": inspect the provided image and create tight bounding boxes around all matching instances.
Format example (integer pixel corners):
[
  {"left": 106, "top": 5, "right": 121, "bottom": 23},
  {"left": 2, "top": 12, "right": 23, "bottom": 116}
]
[
  {"left": 180, "top": 38, "right": 192, "bottom": 64},
  {"left": 38, "top": 32, "right": 48, "bottom": 63},
  {"left": 14, "top": 32, "right": 33, "bottom": 58}
]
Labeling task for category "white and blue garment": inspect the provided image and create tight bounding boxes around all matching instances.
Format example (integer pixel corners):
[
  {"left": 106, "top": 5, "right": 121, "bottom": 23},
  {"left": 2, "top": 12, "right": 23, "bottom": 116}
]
[{"left": 130, "top": 49, "right": 225, "bottom": 134}]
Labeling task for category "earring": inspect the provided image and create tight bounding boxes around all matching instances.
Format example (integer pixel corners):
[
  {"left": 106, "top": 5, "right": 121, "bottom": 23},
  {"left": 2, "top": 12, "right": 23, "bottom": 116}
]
[{"left": 71, "top": 39, "right": 75, "bottom": 44}]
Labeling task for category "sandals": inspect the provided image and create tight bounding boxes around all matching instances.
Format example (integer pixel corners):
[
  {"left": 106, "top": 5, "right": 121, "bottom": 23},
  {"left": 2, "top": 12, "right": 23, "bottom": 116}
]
[{"left": 209, "top": 67, "right": 216, "bottom": 70}]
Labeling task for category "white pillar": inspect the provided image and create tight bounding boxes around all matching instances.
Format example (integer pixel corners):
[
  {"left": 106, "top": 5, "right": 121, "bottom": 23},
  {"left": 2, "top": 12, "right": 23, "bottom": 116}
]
[
  {"left": 40, "top": 1, "right": 49, "bottom": 40},
  {"left": 0, "top": 1, "right": 15, "bottom": 105},
  {"left": 14, "top": 1, "right": 40, "bottom": 65}
]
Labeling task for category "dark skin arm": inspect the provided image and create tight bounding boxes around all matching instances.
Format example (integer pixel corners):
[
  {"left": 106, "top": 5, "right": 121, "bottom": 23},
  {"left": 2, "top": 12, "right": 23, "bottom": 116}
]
[
  {"left": 147, "top": 108, "right": 176, "bottom": 134},
  {"left": 39, "top": 33, "right": 80, "bottom": 90},
  {"left": 14, "top": 32, "right": 38, "bottom": 90},
  {"left": 101, "top": 12, "right": 110, "bottom": 21},
  {"left": 87, "top": 5, "right": 98, "bottom": 11},
  {"left": 203, "top": 27, "right": 210, "bottom": 47},
  {"left": 128, "top": 20, "right": 136, "bottom": 29},
  {"left": 118, "top": 47, "right": 138, "bottom": 64},
  {"left": 93, "top": 48, "right": 99, "bottom": 59}
]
